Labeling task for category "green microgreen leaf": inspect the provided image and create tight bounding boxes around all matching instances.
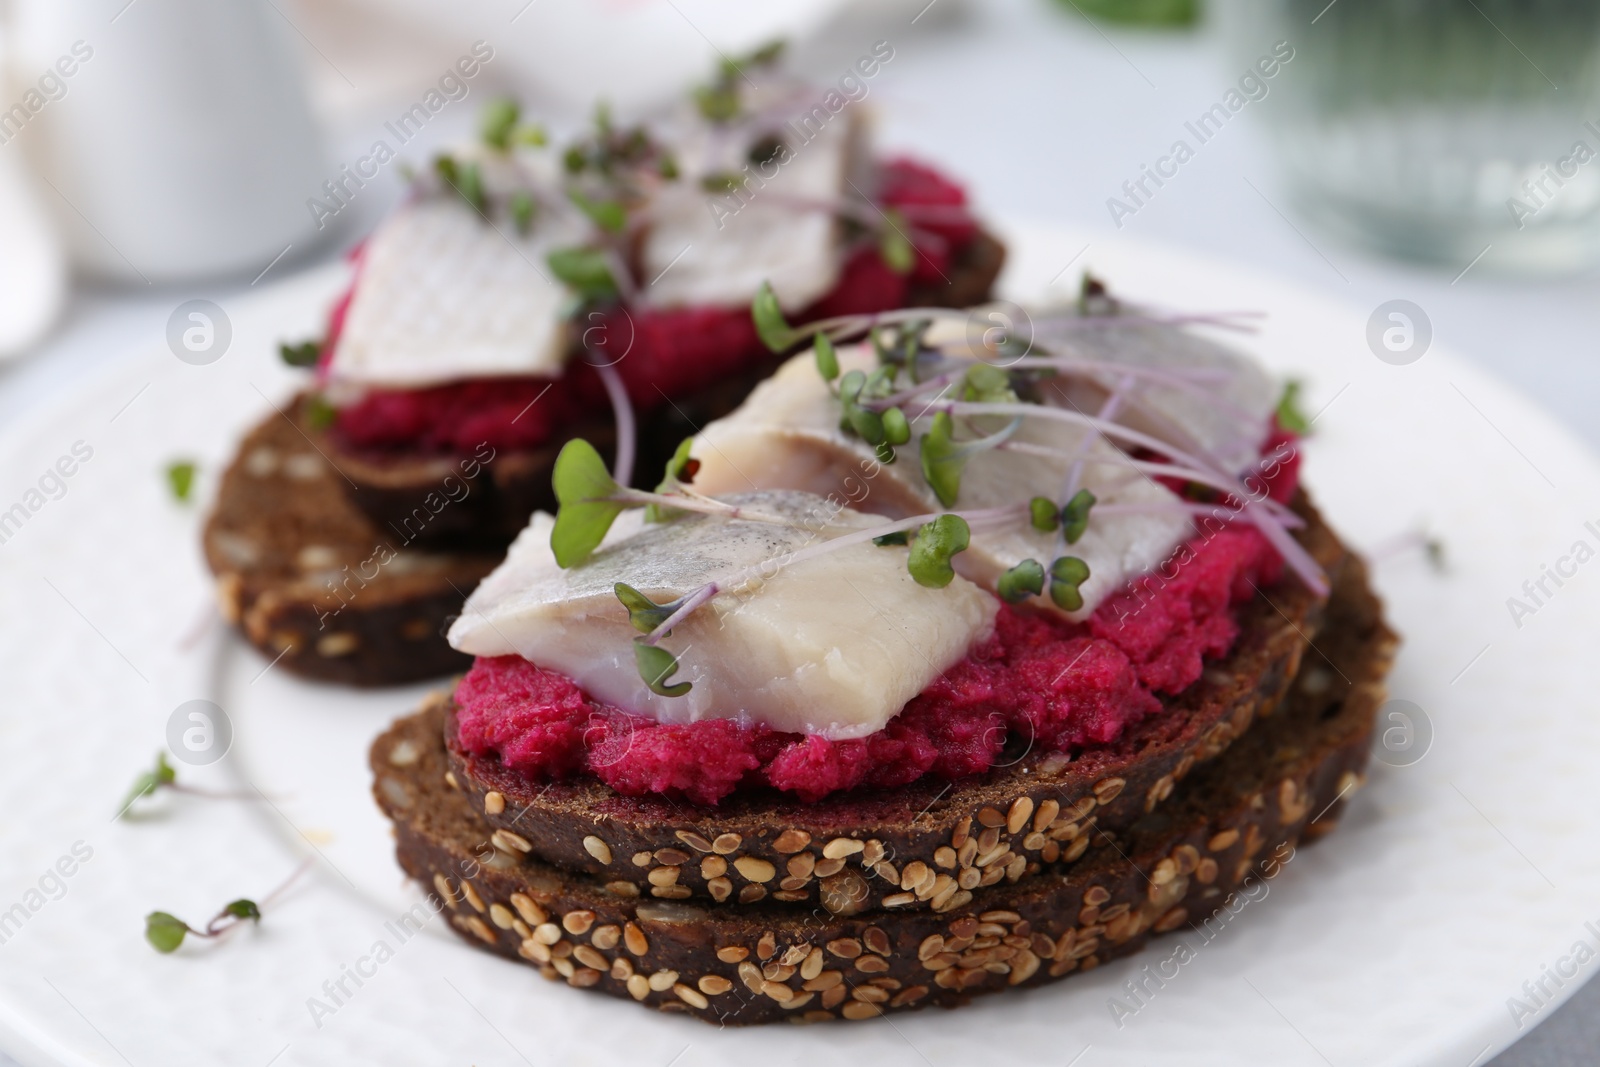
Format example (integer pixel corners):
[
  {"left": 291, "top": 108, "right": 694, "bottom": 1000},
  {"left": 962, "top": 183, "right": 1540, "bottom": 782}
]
[
  {"left": 435, "top": 155, "right": 486, "bottom": 215},
  {"left": 547, "top": 246, "right": 619, "bottom": 302},
  {"left": 751, "top": 282, "right": 797, "bottom": 352},
  {"left": 223, "top": 899, "right": 261, "bottom": 922},
  {"left": 614, "top": 583, "right": 680, "bottom": 634},
  {"left": 550, "top": 439, "right": 627, "bottom": 568},
  {"left": 1048, "top": 555, "right": 1091, "bottom": 612},
  {"left": 838, "top": 370, "right": 886, "bottom": 446},
  {"left": 568, "top": 189, "right": 627, "bottom": 234},
  {"left": 880, "top": 208, "right": 914, "bottom": 275},
  {"left": 303, "top": 394, "right": 336, "bottom": 431},
  {"left": 700, "top": 172, "right": 746, "bottom": 194},
  {"left": 645, "top": 438, "right": 700, "bottom": 523},
  {"left": 119, "top": 752, "right": 177, "bottom": 817},
  {"left": 481, "top": 97, "right": 520, "bottom": 150},
  {"left": 517, "top": 124, "right": 548, "bottom": 147},
  {"left": 1276, "top": 379, "right": 1311, "bottom": 435},
  {"left": 635, "top": 641, "right": 692, "bottom": 697},
  {"left": 1061, "top": 489, "right": 1097, "bottom": 545},
  {"left": 278, "top": 340, "right": 320, "bottom": 367},
  {"left": 998, "top": 559, "right": 1046, "bottom": 604},
  {"left": 873, "top": 531, "right": 910, "bottom": 546},
  {"left": 657, "top": 153, "right": 680, "bottom": 180},
  {"left": 694, "top": 85, "right": 740, "bottom": 122},
  {"left": 908, "top": 514, "right": 971, "bottom": 589},
  {"left": 962, "top": 363, "right": 1015, "bottom": 404},
  {"left": 919, "top": 412, "right": 967, "bottom": 508},
  {"left": 563, "top": 146, "right": 586, "bottom": 173},
  {"left": 510, "top": 191, "right": 535, "bottom": 235},
  {"left": 1029, "top": 496, "right": 1060, "bottom": 532},
  {"left": 166, "top": 460, "right": 197, "bottom": 503},
  {"left": 145, "top": 912, "right": 190, "bottom": 954},
  {"left": 881, "top": 407, "right": 911, "bottom": 446},
  {"left": 813, "top": 333, "right": 840, "bottom": 382}
]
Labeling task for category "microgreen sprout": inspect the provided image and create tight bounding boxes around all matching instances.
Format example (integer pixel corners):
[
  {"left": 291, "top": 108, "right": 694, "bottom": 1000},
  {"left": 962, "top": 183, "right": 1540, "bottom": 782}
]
[
  {"left": 646, "top": 438, "right": 700, "bottom": 523},
  {"left": 166, "top": 460, "right": 197, "bottom": 503},
  {"left": 1048, "top": 556, "right": 1091, "bottom": 611},
  {"left": 1276, "top": 379, "right": 1311, "bottom": 435},
  {"left": 144, "top": 860, "right": 309, "bottom": 954},
  {"left": 907, "top": 514, "right": 971, "bottom": 588},
  {"left": 813, "top": 333, "right": 840, "bottom": 382},
  {"left": 278, "top": 340, "right": 320, "bottom": 368},
  {"left": 634, "top": 643, "right": 692, "bottom": 697},
  {"left": 303, "top": 395, "right": 336, "bottom": 431},
  {"left": 567, "top": 189, "right": 628, "bottom": 234},
  {"left": 880, "top": 208, "right": 914, "bottom": 274},
  {"left": 752, "top": 281, "right": 798, "bottom": 352},
  {"left": 614, "top": 583, "right": 683, "bottom": 634},
  {"left": 510, "top": 191, "right": 536, "bottom": 235},
  {"left": 117, "top": 753, "right": 260, "bottom": 819},
  {"left": 1029, "top": 497, "right": 1060, "bottom": 532},
  {"left": 1061, "top": 489, "right": 1096, "bottom": 544},
  {"left": 547, "top": 247, "right": 618, "bottom": 302},
  {"left": 550, "top": 439, "right": 628, "bottom": 567},
  {"left": 998, "top": 559, "right": 1046, "bottom": 603}
]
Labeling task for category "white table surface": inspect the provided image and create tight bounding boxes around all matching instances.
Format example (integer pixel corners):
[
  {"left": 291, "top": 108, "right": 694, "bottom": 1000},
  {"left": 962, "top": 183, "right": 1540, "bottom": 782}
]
[{"left": 1, "top": 0, "right": 1594, "bottom": 1062}]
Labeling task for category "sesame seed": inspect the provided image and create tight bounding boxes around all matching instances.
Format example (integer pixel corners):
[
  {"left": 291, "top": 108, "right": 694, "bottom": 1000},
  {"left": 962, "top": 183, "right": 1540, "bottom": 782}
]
[
  {"left": 483, "top": 791, "right": 505, "bottom": 815},
  {"left": 772, "top": 829, "right": 812, "bottom": 854},
  {"left": 654, "top": 848, "right": 690, "bottom": 866},
  {"left": 582, "top": 836, "right": 612, "bottom": 864},
  {"left": 863, "top": 927, "right": 891, "bottom": 956},
  {"left": 675, "top": 830, "right": 714, "bottom": 852},
  {"left": 1007, "top": 797, "right": 1035, "bottom": 835},
  {"left": 712, "top": 833, "right": 742, "bottom": 854},
  {"left": 883, "top": 892, "right": 915, "bottom": 907},
  {"left": 733, "top": 856, "right": 776, "bottom": 883},
  {"left": 509, "top": 893, "right": 545, "bottom": 926},
  {"left": 605, "top": 881, "right": 640, "bottom": 898},
  {"left": 739, "top": 884, "right": 767, "bottom": 903},
  {"left": 592, "top": 924, "right": 620, "bottom": 950},
  {"left": 432, "top": 874, "right": 459, "bottom": 910},
  {"left": 757, "top": 932, "right": 777, "bottom": 960},
  {"left": 826, "top": 937, "right": 862, "bottom": 959},
  {"left": 841, "top": 1001, "right": 881, "bottom": 1020},
  {"left": 701, "top": 855, "right": 728, "bottom": 879},
  {"left": 647, "top": 866, "right": 680, "bottom": 887},
  {"left": 674, "top": 983, "right": 709, "bottom": 1009},
  {"left": 464, "top": 917, "right": 496, "bottom": 944},
  {"left": 632, "top": 851, "right": 652, "bottom": 867},
  {"left": 648, "top": 969, "right": 679, "bottom": 991},
  {"left": 822, "top": 837, "right": 864, "bottom": 860},
  {"left": 1208, "top": 828, "right": 1240, "bottom": 851},
  {"left": 626, "top": 974, "right": 650, "bottom": 1000},
  {"left": 573, "top": 945, "right": 608, "bottom": 971},
  {"left": 707, "top": 877, "right": 733, "bottom": 902},
  {"left": 716, "top": 946, "right": 748, "bottom": 963},
  {"left": 623, "top": 922, "right": 649, "bottom": 956},
  {"left": 488, "top": 903, "right": 515, "bottom": 930},
  {"left": 1093, "top": 777, "right": 1126, "bottom": 803},
  {"left": 762, "top": 980, "right": 794, "bottom": 1002},
  {"left": 490, "top": 829, "right": 532, "bottom": 853},
  {"left": 699, "top": 974, "right": 733, "bottom": 995},
  {"left": 459, "top": 881, "right": 486, "bottom": 913},
  {"left": 738, "top": 961, "right": 764, "bottom": 992},
  {"left": 444, "top": 771, "right": 460, "bottom": 791},
  {"left": 562, "top": 910, "right": 596, "bottom": 935},
  {"left": 651, "top": 885, "right": 692, "bottom": 899}
]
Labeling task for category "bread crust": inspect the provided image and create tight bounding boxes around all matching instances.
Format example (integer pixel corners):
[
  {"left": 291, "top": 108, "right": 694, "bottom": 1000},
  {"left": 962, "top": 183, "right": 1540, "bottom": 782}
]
[{"left": 371, "top": 552, "right": 1395, "bottom": 1024}]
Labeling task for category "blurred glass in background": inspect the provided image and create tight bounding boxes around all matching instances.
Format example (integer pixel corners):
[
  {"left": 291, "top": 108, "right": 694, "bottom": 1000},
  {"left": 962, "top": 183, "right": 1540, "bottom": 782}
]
[{"left": 1227, "top": 0, "right": 1600, "bottom": 273}]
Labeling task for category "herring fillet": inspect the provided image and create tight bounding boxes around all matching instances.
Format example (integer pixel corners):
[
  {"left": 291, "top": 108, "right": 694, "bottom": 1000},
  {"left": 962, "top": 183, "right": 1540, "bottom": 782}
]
[
  {"left": 449, "top": 490, "right": 996, "bottom": 739},
  {"left": 326, "top": 198, "right": 584, "bottom": 388},
  {"left": 690, "top": 349, "right": 1194, "bottom": 621},
  {"left": 638, "top": 109, "right": 862, "bottom": 313}
]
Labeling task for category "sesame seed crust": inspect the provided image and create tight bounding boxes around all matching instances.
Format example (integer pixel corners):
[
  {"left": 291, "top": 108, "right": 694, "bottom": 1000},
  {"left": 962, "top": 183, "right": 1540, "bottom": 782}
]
[{"left": 372, "top": 553, "right": 1394, "bottom": 1025}]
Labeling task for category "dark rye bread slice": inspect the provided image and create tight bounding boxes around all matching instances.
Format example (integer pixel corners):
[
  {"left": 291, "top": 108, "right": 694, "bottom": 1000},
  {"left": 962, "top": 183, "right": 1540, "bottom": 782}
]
[
  {"left": 202, "top": 397, "right": 500, "bottom": 686},
  {"left": 323, "top": 229, "right": 1008, "bottom": 550},
  {"left": 370, "top": 554, "right": 1395, "bottom": 1025},
  {"left": 446, "top": 490, "right": 1346, "bottom": 913}
]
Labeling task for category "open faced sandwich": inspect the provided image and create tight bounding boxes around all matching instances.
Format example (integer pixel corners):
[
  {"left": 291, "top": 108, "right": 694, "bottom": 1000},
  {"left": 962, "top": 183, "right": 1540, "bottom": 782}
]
[
  {"left": 370, "top": 277, "right": 1397, "bottom": 1024},
  {"left": 202, "top": 44, "right": 1003, "bottom": 685}
]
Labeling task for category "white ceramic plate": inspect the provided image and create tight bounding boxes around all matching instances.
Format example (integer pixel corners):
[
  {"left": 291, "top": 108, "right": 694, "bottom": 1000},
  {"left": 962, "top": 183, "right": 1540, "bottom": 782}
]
[{"left": 1, "top": 222, "right": 1597, "bottom": 1067}]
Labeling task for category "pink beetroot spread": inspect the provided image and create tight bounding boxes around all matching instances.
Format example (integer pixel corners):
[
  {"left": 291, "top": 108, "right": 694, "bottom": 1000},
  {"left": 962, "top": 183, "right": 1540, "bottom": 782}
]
[
  {"left": 452, "top": 434, "right": 1300, "bottom": 806},
  {"left": 327, "top": 158, "right": 980, "bottom": 456}
]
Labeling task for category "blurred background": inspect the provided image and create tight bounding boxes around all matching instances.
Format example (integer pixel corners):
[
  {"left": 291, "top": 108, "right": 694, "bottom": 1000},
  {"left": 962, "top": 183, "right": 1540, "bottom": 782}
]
[{"left": 0, "top": 0, "right": 1596, "bottom": 1060}]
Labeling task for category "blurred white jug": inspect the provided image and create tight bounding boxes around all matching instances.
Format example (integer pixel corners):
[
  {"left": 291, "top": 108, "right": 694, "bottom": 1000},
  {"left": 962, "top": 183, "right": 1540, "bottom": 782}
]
[{"left": 5, "top": 0, "right": 329, "bottom": 283}]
